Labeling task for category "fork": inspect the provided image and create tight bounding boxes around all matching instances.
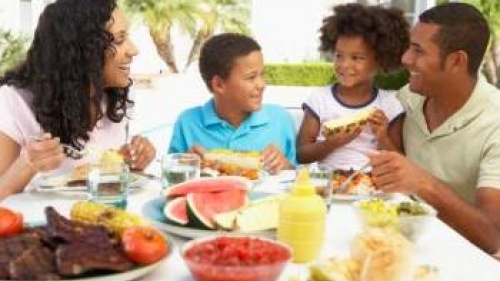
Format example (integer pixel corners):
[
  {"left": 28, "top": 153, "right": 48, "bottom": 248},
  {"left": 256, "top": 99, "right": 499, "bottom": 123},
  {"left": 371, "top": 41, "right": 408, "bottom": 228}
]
[{"left": 29, "top": 135, "right": 87, "bottom": 160}]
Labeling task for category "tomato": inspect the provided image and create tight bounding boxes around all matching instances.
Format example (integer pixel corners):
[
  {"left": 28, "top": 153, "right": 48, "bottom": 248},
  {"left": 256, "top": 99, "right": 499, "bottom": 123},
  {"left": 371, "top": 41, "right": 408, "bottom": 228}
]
[
  {"left": 122, "top": 226, "right": 168, "bottom": 265},
  {"left": 0, "top": 207, "right": 23, "bottom": 237}
]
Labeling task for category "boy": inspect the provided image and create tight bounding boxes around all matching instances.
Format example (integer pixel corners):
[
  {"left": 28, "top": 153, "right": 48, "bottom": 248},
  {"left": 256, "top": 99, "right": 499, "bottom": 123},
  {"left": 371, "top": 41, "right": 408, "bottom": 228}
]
[{"left": 168, "top": 33, "right": 296, "bottom": 174}]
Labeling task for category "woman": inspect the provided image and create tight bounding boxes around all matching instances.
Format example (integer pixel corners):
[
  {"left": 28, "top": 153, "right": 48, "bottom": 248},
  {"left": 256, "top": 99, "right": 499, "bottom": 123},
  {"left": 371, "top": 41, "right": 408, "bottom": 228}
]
[{"left": 0, "top": 0, "right": 156, "bottom": 200}]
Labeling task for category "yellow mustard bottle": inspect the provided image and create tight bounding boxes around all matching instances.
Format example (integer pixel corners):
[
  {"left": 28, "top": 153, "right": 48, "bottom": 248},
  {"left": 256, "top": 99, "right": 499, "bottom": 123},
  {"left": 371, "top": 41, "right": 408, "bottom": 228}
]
[{"left": 277, "top": 168, "right": 327, "bottom": 263}]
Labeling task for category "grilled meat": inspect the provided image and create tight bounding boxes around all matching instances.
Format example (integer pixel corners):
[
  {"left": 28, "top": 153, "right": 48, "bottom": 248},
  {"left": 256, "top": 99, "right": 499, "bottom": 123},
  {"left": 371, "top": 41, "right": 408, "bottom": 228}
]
[
  {"left": 9, "top": 245, "right": 60, "bottom": 280},
  {"left": 0, "top": 232, "right": 44, "bottom": 279},
  {"left": 56, "top": 243, "right": 134, "bottom": 276}
]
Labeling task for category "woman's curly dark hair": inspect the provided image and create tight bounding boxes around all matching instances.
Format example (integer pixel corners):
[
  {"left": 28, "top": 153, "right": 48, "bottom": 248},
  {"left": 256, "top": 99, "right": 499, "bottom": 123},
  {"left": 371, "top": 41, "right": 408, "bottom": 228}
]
[
  {"left": 0, "top": 0, "right": 133, "bottom": 150},
  {"left": 319, "top": 3, "right": 410, "bottom": 73}
]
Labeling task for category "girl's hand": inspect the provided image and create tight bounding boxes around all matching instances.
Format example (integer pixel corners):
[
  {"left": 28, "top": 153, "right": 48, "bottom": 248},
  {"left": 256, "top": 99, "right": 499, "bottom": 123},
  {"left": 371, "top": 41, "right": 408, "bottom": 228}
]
[
  {"left": 26, "top": 133, "right": 65, "bottom": 172},
  {"left": 120, "top": 136, "right": 156, "bottom": 171},
  {"left": 261, "top": 144, "right": 291, "bottom": 174},
  {"left": 368, "top": 109, "right": 389, "bottom": 140},
  {"left": 322, "top": 126, "right": 363, "bottom": 147}
]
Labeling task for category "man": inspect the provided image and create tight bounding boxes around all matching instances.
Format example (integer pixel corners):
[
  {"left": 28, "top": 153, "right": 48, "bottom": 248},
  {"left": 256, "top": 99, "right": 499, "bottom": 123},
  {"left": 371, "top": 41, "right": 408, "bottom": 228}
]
[{"left": 369, "top": 2, "right": 500, "bottom": 255}]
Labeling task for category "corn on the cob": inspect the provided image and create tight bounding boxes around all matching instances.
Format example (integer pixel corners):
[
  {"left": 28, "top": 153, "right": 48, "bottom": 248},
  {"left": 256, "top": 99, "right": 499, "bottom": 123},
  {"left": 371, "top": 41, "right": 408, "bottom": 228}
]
[{"left": 70, "top": 201, "right": 146, "bottom": 236}]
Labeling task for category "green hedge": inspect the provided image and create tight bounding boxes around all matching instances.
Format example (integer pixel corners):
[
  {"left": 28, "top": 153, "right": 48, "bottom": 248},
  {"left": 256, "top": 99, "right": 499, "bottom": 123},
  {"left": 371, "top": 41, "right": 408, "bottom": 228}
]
[{"left": 264, "top": 62, "right": 409, "bottom": 90}]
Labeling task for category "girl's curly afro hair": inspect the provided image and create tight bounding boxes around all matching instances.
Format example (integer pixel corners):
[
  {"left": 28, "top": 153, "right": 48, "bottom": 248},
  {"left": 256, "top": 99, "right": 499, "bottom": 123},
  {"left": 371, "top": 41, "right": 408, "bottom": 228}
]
[{"left": 319, "top": 3, "right": 410, "bottom": 73}]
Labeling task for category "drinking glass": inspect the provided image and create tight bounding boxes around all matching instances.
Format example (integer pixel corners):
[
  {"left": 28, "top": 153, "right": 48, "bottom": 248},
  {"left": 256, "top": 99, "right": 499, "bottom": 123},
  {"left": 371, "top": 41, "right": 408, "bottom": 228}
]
[
  {"left": 87, "top": 162, "right": 129, "bottom": 209},
  {"left": 161, "top": 153, "right": 201, "bottom": 189}
]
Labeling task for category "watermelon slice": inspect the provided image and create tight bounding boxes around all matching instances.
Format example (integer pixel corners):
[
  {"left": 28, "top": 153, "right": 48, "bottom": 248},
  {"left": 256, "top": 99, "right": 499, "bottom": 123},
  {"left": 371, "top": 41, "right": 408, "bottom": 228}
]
[
  {"left": 163, "top": 197, "right": 189, "bottom": 226},
  {"left": 164, "top": 176, "right": 250, "bottom": 198},
  {"left": 187, "top": 189, "right": 248, "bottom": 229}
]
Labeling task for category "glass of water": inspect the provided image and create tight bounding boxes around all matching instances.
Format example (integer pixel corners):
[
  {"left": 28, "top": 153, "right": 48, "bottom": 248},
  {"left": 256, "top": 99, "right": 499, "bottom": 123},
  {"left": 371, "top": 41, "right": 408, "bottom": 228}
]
[
  {"left": 161, "top": 153, "right": 201, "bottom": 189},
  {"left": 87, "top": 162, "right": 129, "bottom": 209}
]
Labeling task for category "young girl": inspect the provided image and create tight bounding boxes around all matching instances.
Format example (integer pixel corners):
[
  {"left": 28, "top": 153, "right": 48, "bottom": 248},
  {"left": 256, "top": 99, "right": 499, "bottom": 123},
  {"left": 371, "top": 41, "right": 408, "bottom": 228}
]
[{"left": 297, "top": 3, "right": 410, "bottom": 171}]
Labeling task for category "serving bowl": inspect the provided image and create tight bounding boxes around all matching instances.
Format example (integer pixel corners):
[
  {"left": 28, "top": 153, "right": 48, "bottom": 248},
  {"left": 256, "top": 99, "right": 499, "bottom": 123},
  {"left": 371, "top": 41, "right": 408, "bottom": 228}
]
[
  {"left": 181, "top": 235, "right": 291, "bottom": 281},
  {"left": 354, "top": 199, "right": 437, "bottom": 242}
]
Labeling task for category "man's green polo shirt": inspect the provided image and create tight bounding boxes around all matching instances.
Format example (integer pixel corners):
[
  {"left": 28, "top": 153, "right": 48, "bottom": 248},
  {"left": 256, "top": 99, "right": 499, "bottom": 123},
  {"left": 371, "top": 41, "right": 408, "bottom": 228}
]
[{"left": 399, "top": 78, "right": 500, "bottom": 203}]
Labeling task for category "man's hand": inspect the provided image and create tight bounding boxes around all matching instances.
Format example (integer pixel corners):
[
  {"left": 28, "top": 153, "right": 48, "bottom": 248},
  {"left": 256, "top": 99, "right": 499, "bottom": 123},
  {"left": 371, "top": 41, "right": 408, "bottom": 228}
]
[{"left": 368, "top": 150, "right": 434, "bottom": 194}]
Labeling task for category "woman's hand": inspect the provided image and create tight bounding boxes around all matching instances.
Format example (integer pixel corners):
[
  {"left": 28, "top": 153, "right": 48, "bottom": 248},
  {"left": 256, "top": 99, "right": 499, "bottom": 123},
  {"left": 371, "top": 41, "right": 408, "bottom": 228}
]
[
  {"left": 26, "top": 133, "right": 65, "bottom": 172},
  {"left": 120, "top": 135, "right": 156, "bottom": 171},
  {"left": 261, "top": 144, "right": 291, "bottom": 174}
]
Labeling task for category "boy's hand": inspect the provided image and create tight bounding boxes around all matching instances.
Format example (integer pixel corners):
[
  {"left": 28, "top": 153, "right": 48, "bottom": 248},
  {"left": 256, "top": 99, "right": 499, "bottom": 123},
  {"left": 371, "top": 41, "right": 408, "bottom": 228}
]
[
  {"left": 261, "top": 144, "right": 291, "bottom": 174},
  {"left": 188, "top": 145, "right": 206, "bottom": 159}
]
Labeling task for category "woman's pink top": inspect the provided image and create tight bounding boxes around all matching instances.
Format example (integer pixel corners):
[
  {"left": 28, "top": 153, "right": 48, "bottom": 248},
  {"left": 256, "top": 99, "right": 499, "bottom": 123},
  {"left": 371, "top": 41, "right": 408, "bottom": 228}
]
[{"left": 0, "top": 85, "right": 129, "bottom": 178}]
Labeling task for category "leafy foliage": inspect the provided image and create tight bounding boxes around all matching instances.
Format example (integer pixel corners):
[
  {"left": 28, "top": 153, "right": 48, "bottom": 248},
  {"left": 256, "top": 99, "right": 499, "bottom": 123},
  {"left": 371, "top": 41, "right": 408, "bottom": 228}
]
[
  {"left": 120, "top": 0, "right": 251, "bottom": 73},
  {"left": 0, "top": 30, "right": 28, "bottom": 75},
  {"left": 265, "top": 62, "right": 408, "bottom": 90}
]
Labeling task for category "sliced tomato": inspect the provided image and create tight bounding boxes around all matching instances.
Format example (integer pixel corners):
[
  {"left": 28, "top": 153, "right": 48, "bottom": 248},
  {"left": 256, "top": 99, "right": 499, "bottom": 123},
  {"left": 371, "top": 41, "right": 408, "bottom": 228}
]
[
  {"left": 122, "top": 226, "right": 168, "bottom": 265},
  {"left": 0, "top": 207, "right": 23, "bottom": 237}
]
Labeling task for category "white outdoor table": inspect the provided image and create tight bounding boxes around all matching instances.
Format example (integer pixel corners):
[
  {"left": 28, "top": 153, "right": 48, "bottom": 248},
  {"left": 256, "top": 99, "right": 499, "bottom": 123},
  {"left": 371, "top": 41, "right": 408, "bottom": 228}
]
[{"left": 3, "top": 172, "right": 499, "bottom": 281}]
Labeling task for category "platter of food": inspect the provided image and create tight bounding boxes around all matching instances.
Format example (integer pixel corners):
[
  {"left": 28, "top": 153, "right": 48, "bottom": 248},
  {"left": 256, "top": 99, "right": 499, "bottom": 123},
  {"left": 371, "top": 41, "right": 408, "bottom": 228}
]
[
  {"left": 142, "top": 176, "right": 282, "bottom": 239},
  {"left": 0, "top": 205, "right": 172, "bottom": 281}
]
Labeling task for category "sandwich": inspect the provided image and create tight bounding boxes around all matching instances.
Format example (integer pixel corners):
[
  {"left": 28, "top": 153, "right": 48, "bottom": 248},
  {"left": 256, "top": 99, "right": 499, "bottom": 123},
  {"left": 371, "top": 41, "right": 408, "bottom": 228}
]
[
  {"left": 202, "top": 149, "right": 262, "bottom": 180},
  {"left": 322, "top": 107, "right": 376, "bottom": 136}
]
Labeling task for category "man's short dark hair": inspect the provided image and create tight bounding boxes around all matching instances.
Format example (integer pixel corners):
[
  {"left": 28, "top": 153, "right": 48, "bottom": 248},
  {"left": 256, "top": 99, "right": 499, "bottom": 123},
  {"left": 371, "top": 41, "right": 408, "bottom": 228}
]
[
  {"left": 419, "top": 2, "right": 490, "bottom": 77},
  {"left": 199, "top": 33, "right": 261, "bottom": 91}
]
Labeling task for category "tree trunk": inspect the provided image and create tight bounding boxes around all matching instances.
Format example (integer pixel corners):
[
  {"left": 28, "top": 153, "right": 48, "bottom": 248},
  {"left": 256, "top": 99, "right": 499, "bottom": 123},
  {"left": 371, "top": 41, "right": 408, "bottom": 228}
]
[
  {"left": 184, "top": 29, "right": 211, "bottom": 72},
  {"left": 150, "top": 28, "right": 179, "bottom": 73},
  {"left": 492, "top": 37, "right": 500, "bottom": 88},
  {"left": 483, "top": 48, "right": 497, "bottom": 85}
]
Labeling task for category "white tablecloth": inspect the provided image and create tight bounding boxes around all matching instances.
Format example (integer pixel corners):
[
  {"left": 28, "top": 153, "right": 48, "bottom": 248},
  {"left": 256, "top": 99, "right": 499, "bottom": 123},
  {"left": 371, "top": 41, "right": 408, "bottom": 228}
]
[{"left": 3, "top": 173, "right": 500, "bottom": 281}]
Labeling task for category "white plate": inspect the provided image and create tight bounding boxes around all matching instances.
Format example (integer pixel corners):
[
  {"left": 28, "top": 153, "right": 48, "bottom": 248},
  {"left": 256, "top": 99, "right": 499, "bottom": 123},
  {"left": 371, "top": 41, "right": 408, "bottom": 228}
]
[
  {"left": 32, "top": 173, "right": 149, "bottom": 192},
  {"left": 142, "top": 194, "right": 275, "bottom": 240},
  {"left": 330, "top": 191, "right": 391, "bottom": 202}
]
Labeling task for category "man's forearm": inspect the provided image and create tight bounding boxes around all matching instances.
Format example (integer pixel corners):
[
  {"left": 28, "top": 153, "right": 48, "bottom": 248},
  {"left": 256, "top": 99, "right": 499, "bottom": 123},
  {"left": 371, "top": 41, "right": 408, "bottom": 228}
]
[{"left": 420, "top": 179, "right": 500, "bottom": 254}]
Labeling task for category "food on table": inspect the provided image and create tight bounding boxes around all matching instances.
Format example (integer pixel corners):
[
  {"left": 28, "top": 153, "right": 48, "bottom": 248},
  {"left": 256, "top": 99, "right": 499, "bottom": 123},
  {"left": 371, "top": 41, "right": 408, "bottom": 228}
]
[
  {"left": 163, "top": 177, "right": 249, "bottom": 230},
  {"left": 163, "top": 176, "right": 249, "bottom": 198},
  {"left": 0, "top": 207, "right": 23, "bottom": 237},
  {"left": 122, "top": 226, "right": 169, "bottom": 265},
  {"left": 202, "top": 149, "right": 262, "bottom": 180},
  {"left": 330, "top": 170, "right": 375, "bottom": 195},
  {"left": 309, "top": 228, "right": 422, "bottom": 281},
  {"left": 413, "top": 265, "right": 441, "bottom": 281},
  {"left": 309, "top": 258, "right": 361, "bottom": 281},
  {"left": 355, "top": 199, "right": 436, "bottom": 241},
  {"left": 0, "top": 206, "right": 138, "bottom": 280},
  {"left": 352, "top": 228, "right": 413, "bottom": 281},
  {"left": 182, "top": 236, "right": 291, "bottom": 281},
  {"left": 71, "top": 149, "right": 124, "bottom": 180},
  {"left": 322, "top": 107, "right": 376, "bottom": 136},
  {"left": 163, "top": 197, "right": 189, "bottom": 226},
  {"left": 70, "top": 200, "right": 146, "bottom": 236},
  {"left": 356, "top": 198, "right": 399, "bottom": 228},
  {"left": 213, "top": 195, "right": 283, "bottom": 232}
]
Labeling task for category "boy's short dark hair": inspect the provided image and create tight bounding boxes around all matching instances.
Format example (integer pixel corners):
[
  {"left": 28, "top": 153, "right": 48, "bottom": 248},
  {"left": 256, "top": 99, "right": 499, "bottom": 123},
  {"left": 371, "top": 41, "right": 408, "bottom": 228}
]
[
  {"left": 319, "top": 3, "right": 409, "bottom": 73},
  {"left": 199, "top": 33, "right": 261, "bottom": 91},
  {"left": 419, "top": 2, "right": 489, "bottom": 77}
]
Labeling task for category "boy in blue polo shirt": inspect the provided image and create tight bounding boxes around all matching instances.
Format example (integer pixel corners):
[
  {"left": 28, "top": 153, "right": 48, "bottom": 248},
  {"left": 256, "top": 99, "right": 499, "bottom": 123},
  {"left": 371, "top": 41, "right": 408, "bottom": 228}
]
[{"left": 168, "top": 33, "right": 296, "bottom": 174}]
